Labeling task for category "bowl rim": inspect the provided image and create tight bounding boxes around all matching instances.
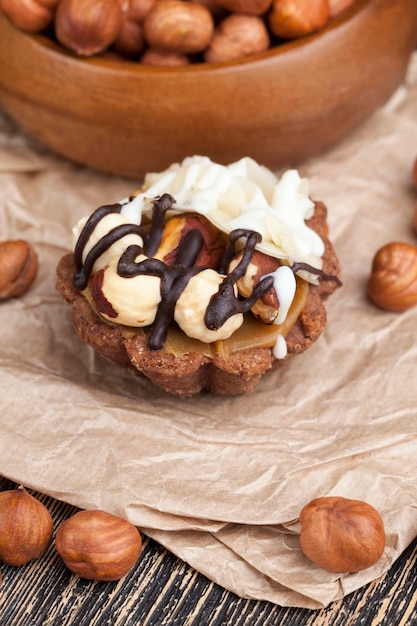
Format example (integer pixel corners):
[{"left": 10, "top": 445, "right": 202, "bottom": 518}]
[{"left": 2, "top": 0, "right": 375, "bottom": 74}]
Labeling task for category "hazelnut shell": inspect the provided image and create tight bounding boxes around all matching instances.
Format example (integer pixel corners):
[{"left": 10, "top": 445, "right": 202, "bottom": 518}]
[
  {"left": 143, "top": 0, "right": 214, "bottom": 54},
  {"left": 0, "top": 239, "right": 38, "bottom": 300},
  {"left": 367, "top": 241, "right": 417, "bottom": 312},
  {"left": 299, "top": 496, "right": 386, "bottom": 573},
  {"left": 55, "top": 509, "right": 142, "bottom": 581},
  {"left": 0, "top": 0, "right": 58, "bottom": 33},
  {"left": 269, "top": 0, "right": 329, "bottom": 39},
  {"left": 0, "top": 485, "right": 54, "bottom": 566},
  {"left": 55, "top": 0, "right": 123, "bottom": 56}
]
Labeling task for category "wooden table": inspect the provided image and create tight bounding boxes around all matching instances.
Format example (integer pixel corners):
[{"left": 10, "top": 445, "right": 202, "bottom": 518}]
[{"left": 0, "top": 476, "right": 416, "bottom": 626}]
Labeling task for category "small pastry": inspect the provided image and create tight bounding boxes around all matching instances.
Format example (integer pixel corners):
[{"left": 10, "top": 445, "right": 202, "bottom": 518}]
[{"left": 57, "top": 156, "right": 341, "bottom": 396}]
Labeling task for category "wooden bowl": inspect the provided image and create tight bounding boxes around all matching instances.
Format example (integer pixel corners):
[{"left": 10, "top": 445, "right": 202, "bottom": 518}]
[{"left": 0, "top": 0, "right": 417, "bottom": 179}]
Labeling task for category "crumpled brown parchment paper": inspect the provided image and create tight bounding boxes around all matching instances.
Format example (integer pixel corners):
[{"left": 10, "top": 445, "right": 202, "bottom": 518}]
[{"left": 1, "top": 54, "right": 417, "bottom": 610}]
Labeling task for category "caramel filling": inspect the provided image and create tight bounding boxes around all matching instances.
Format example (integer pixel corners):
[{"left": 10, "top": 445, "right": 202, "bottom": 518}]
[{"left": 161, "top": 276, "right": 309, "bottom": 358}]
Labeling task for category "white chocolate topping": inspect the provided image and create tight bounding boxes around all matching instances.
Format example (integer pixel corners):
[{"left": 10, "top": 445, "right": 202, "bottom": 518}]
[
  {"left": 273, "top": 334, "right": 288, "bottom": 360},
  {"left": 121, "top": 156, "right": 324, "bottom": 276},
  {"left": 269, "top": 265, "right": 297, "bottom": 325}
]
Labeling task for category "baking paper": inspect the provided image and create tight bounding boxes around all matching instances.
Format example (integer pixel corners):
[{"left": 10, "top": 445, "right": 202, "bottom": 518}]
[{"left": 1, "top": 54, "right": 417, "bottom": 609}]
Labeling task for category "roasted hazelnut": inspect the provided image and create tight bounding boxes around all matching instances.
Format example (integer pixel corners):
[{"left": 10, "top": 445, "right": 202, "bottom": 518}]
[
  {"left": 143, "top": 0, "right": 214, "bottom": 54},
  {"left": 367, "top": 242, "right": 417, "bottom": 312},
  {"left": 0, "top": 239, "right": 38, "bottom": 300},
  {"left": 228, "top": 249, "right": 280, "bottom": 322},
  {"left": 0, "top": 485, "right": 54, "bottom": 566},
  {"left": 215, "top": 0, "right": 273, "bottom": 16},
  {"left": 0, "top": 0, "right": 59, "bottom": 33},
  {"left": 299, "top": 496, "right": 386, "bottom": 572},
  {"left": 174, "top": 267, "right": 244, "bottom": 342},
  {"left": 204, "top": 14, "right": 270, "bottom": 63},
  {"left": 269, "top": 0, "right": 329, "bottom": 40},
  {"left": 55, "top": 0, "right": 123, "bottom": 56},
  {"left": 154, "top": 213, "right": 226, "bottom": 269},
  {"left": 55, "top": 509, "right": 142, "bottom": 581}
]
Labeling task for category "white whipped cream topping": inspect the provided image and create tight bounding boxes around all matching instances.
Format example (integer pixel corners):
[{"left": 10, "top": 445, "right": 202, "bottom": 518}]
[{"left": 121, "top": 155, "right": 325, "bottom": 276}]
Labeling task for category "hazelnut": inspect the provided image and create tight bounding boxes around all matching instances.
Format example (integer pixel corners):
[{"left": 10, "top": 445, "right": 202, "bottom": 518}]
[
  {"left": 113, "top": 0, "right": 155, "bottom": 57},
  {"left": 299, "top": 496, "right": 386, "bottom": 572},
  {"left": 140, "top": 48, "right": 190, "bottom": 66},
  {"left": 90, "top": 256, "right": 161, "bottom": 327},
  {"left": 204, "top": 14, "right": 270, "bottom": 63},
  {"left": 367, "top": 242, "right": 417, "bottom": 312},
  {"left": 215, "top": 0, "right": 273, "bottom": 16},
  {"left": 143, "top": 0, "right": 214, "bottom": 54},
  {"left": 55, "top": 509, "right": 142, "bottom": 581},
  {"left": 174, "top": 268, "right": 244, "bottom": 342},
  {"left": 0, "top": 0, "right": 59, "bottom": 33},
  {"left": 154, "top": 213, "right": 226, "bottom": 269},
  {"left": 55, "top": 0, "right": 123, "bottom": 56},
  {"left": 0, "top": 485, "right": 54, "bottom": 566},
  {"left": 228, "top": 249, "right": 280, "bottom": 323},
  {"left": 113, "top": 15, "right": 145, "bottom": 57},
  {"left": 269, "top": 0, "right": 330, "bottom": 40},
  {"left": 121, "top": 0, "right": 156, "bottom": 22},
  {"left": 0, "top": 239, "right": 38, "bottom": 300}
]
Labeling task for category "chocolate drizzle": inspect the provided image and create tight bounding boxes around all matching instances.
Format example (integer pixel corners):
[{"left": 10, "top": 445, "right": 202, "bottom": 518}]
[
  {"left": 117, "top": 244, "right": 203, "bottom": 350},
  {"left": 117, "top": 227, "right": 275, "bottom": 348},
  {"left": 73, "top": 203, "right": 146, "bottom": 290},
  {"left": 205, "top": 230, "right": 274, "bottom": 331},
  {"left": 291, "top": 261, "right": 342, "bottom": 287},
  {"left": 72, "top": 195, "right": 338, "bottom": 351},
  {"left": 143, "top": 193, "right": 176, "bottom": 257},
  {"left": 73, "top": 195, "right": 176, "bottom": 291}
]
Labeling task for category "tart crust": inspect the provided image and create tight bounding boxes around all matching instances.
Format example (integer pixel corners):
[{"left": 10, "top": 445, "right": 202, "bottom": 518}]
[{"left": 56, "top": 201, "right": 340, "bottom": 397}]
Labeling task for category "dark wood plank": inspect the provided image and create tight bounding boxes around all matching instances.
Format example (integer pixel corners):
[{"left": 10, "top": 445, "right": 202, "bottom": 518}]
[{"left": 0, "top": 477, "right": 416, "bottom": 626}]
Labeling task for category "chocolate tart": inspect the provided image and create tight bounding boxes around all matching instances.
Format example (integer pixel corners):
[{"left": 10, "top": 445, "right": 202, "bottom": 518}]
[{"left": 56, "top": 193, "right": 341, "bottom": 397}]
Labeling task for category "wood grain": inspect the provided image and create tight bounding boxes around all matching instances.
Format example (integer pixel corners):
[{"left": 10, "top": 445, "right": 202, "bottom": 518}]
[{"left": 0, "top": 476, "right": 416, "bottom": 625}]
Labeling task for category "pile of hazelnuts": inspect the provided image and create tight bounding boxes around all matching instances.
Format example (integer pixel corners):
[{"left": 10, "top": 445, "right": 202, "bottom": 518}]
[{"left": 0, "top": 0, "right": 355, "bottom": 66}]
